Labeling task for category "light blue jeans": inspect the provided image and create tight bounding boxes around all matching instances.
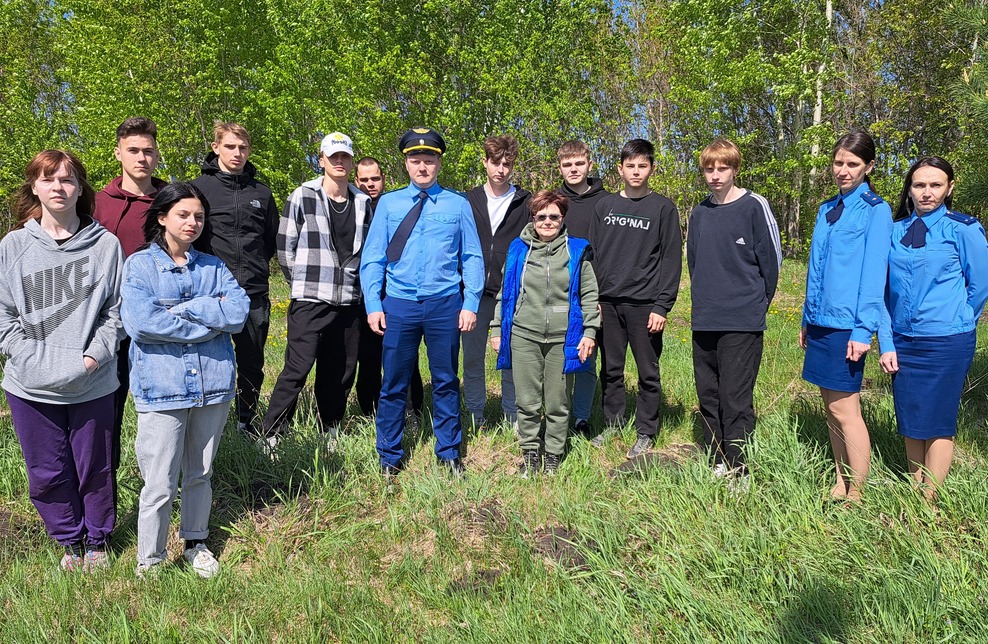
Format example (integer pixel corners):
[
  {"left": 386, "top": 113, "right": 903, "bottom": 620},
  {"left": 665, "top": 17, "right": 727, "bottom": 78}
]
[{"left": 135, "top": 403, "right": 229, "bottom": 566}]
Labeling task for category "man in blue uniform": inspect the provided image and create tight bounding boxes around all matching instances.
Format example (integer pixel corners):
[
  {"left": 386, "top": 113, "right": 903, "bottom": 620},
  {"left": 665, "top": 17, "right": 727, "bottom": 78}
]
[{"left": 361, "top": 127, "right": 484, "bottom": 475}]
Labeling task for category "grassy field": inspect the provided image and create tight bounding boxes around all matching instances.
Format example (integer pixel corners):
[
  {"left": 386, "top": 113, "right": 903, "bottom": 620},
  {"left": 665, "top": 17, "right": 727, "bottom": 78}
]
[{"left": 2, "top": 259, "right": 988, "bottom": 643}]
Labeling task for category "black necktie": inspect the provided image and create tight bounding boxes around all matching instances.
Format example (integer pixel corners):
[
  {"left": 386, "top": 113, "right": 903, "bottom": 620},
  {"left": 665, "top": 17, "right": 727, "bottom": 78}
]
[
  {"left": 901, "top": 218, "right": 928, "bottom": 249},
  {"left": 825, "top": 199, "right": 844, "bottom": 224},
  {"left": 386, "top": 190, "right": 429, "bottom": 262}
]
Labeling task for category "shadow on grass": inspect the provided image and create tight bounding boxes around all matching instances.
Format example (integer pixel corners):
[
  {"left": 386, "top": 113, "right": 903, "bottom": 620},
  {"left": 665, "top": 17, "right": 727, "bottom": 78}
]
[{"left": 776, "top": 578, "right": 850, "bottom": 643}]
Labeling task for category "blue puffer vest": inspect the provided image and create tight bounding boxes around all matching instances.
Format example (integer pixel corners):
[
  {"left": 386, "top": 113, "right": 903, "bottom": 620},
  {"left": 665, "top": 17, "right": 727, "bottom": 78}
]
[{"left": 496, "top": 234, "right": 591, "bottom": 374}]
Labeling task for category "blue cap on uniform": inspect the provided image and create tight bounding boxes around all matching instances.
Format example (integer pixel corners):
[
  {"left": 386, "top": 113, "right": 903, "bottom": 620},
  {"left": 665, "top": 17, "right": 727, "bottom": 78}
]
[{"left": 399, "top": 127, "right": 446, "bottom": 156}]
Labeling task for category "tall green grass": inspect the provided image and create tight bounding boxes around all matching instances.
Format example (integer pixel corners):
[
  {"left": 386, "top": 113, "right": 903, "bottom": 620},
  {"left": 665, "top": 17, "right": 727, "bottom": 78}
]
[{"left": 1, "top": 259, "right": 987, "bottom": 642}]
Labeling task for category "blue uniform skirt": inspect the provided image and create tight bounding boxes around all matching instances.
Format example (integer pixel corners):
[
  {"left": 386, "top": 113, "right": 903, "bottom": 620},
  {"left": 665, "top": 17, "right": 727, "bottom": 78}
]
[
  {"left": 892, "top": 330, "right": 976, "bottom": 440},
  {"left": 802, "top": 325, "right": 866, "bottom": 393}
]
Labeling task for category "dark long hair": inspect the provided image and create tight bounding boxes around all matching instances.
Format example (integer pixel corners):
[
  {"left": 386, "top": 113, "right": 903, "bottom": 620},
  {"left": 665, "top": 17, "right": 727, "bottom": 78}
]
[
  {"left": 141, "top": 182, "right": 209, "bottom": 251},
  {"left": 832, "top": 129, "right": 877, "bottom": 189},
  {"left": 894, "top": 156, "right": 954, "bottom": 221},
  {"left": 11, "top": 150, "right": 96, "bottom": 229}
]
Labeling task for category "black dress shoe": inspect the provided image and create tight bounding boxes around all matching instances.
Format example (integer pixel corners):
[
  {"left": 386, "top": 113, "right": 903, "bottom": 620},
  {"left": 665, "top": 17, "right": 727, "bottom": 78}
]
[{"left": 438, "top": 457, "right": 466, "bottom": 476}]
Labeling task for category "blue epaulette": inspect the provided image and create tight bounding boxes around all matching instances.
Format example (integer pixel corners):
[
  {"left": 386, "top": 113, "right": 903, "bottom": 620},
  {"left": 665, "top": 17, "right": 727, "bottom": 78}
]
[
  {"left": 860, "top": 190, "right": 884, "bottom": 206},
  {"left": 946, "top": 210, "right": 979, "bottom": 225}
]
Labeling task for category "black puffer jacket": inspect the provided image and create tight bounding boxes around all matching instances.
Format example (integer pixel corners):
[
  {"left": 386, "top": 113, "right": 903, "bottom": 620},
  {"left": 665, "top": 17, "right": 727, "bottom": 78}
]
[{"left": 192, "top": 152, "right": 279, "bottom": 297}]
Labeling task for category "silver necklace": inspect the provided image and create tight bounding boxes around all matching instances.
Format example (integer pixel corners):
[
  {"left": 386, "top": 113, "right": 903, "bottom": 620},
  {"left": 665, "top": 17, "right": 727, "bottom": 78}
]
[{"left": 328, "top": 195, "right": 349, "bottom": 214}]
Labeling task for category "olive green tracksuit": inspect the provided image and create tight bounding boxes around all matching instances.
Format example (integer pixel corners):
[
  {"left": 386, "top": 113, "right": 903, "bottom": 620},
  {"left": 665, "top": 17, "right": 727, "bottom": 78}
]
[{"left": 492, "top": 225, "right": 599, "bottom": 455}]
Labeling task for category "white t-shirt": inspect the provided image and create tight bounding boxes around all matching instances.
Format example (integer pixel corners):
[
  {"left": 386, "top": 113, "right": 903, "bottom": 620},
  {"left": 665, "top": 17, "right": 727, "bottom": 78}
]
[{"left": 486, "top": 185, "right": 516, "bottom": 233}]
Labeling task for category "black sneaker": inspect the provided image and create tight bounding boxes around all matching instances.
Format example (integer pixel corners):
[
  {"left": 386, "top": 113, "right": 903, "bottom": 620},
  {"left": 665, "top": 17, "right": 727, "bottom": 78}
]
[
  {"left": 574, "top": 419, "right": 591, "bottom": 438},
  {"left": 438, "top": 457, "right": 466, "bottom": 477},
  {"left": 626, "top": 434, "right": 654, "bottom": 459},
  {"left": 543, "top": 453, "right": 561, "bottom": 476},
  {"left": 519, "top": 450, "right": 540, "bottom": 479},
  {"left": 381, "top": 462, "right": 403, "bottom": 477}
]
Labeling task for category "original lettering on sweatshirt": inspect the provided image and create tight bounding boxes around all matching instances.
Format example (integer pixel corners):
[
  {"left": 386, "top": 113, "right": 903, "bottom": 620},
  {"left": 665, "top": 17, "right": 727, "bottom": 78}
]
[{"left": 590, "top": 192, "right": 683, "bottom": 316}]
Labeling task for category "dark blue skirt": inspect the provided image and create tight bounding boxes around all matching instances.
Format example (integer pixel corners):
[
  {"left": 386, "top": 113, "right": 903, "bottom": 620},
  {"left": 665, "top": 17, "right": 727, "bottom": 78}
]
[
  {"left": 802, "top": 325, "right": 866, "bottom": 393},
  {"left": 892, "top": 330, "right": 976, "bottom": 440}
]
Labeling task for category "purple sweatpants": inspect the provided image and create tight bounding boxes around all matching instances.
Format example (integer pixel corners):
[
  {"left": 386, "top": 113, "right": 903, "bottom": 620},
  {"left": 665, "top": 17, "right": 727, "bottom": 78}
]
[{"left": 6, "top": 391, "right": 116, "bottom": 548}]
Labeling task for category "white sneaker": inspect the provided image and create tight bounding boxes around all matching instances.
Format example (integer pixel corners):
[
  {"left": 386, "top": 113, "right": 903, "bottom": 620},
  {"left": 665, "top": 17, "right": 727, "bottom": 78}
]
[
  {"left": 712, "top": 463, "right": 730, "bottom": 479},
  {"left": 256, "top": 434, "right": 279, "bottom": 460},
  {"left": 183, "top": 544, "right": 220, "bottom": 579}
]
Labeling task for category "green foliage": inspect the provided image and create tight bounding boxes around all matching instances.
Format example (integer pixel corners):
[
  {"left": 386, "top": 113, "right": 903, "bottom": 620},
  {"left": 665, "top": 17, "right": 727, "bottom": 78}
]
[{"left": 1, "top": 0, "right": 985, "bottom": 244}]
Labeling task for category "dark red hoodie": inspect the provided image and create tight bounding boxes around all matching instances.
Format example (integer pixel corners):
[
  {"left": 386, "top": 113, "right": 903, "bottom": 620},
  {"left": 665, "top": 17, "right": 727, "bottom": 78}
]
[{"left": 94, "top": 176, "right": 167, "bottom": 257}]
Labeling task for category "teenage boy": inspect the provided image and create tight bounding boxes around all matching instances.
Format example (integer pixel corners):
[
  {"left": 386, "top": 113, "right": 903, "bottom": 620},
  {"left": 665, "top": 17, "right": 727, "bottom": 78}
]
[
  {"left": 192, "top": 122, "right": 279, "bottom": 433},
  {"left": 590, "top": 138, "right": 682, "bottom": 459},
  {"left": 261, "top": 132, "right": 371, "bottom": 445},
  {"left": 556, "top": 140, "right": 609, "bottom": 436},
  {"left": 94, "top": 116, "right": 166, "bottom": 503},
  {"left": 352, "top": 157, "right": 425, "bottom": 417},
  {"left": 361, "top": 127, "right": 484, "bottom": 476},
  {"left": 463, "top": 135, "right": 530, "bottom": 428},
  {"left": 687, "top": 139, "right": 781, "bottom": 480}
]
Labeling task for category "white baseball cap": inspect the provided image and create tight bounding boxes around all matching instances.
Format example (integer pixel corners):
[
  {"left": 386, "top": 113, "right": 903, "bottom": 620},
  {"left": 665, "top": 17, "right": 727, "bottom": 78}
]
[{"left": 319, "top": 132, "right": 354, "bottom": 157}]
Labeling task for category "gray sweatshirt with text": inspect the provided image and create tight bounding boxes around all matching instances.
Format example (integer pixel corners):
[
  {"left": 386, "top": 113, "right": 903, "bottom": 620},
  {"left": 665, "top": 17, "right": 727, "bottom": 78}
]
[{"left": 0, "top": 218, "right": 124, "bottom": 404}]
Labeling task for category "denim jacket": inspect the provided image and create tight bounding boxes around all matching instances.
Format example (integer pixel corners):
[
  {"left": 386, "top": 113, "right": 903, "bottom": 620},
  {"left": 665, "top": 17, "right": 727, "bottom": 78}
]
[{"left": 121, "top": 243, "right": 249, "bottom": 412}]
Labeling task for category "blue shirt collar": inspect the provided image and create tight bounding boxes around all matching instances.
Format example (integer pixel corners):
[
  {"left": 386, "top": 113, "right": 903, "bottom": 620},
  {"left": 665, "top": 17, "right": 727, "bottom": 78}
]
[
  {"left": 404, "top": 181, "right": 443, "bottom": 201},
  {"left": 911, "top": 203, "right": 948, "bottom": 228},
  {"left": 837, "top": 181, "right": 870, "bottom": 204},
  {"left": 150, "top": 241, "right": 200, "bottom": 271}
]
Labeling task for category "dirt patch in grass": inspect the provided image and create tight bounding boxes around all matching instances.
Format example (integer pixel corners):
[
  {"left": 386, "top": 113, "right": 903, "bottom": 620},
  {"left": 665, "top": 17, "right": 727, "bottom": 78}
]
[
  {"left": 530, "top": 526, "right": 597, "bottom": 570},
  {"left": 609, "top": 442, "right": 703, "bottom": 477},
  {"left": 465, "top": 437, "right": 517, "bottom": 475},
  {"left": 446, "top": 567, "right": 503, "bottom": 596}
]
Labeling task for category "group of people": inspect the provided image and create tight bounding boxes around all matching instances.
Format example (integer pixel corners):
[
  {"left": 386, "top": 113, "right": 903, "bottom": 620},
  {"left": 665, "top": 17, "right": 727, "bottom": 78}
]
[
  {"left": 801, "top": 130, "right": 988, "bottom": 503},
  {"left": 0, "top": 117, "right": 982, "bottom": 579}
]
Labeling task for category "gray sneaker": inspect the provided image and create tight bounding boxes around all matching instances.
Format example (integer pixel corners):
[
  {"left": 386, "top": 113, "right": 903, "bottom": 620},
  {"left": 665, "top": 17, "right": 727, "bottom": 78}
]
[
  {"left": 543, "top": 452, "right": 561, "bottom": 476},
  {"left": 184, "top": 544, "right": 220, "bottom": 579},
  {"left": 589, "top": 426, "right": 617, "bottom": 448},
  {"left": 626, "top": 434, "right": 654, "bottom": 459}
]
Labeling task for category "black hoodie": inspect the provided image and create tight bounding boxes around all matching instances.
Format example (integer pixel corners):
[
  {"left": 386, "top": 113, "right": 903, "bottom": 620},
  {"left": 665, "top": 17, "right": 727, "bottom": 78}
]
[
  {"left": 192, "top": 152, "right": 279, "bottom": 297},
  {"left": 465, "top": 184, "right": 531, "bottom": 297},
  {"left": 558, "top": 177, "right": 608, "bottom": 239}
]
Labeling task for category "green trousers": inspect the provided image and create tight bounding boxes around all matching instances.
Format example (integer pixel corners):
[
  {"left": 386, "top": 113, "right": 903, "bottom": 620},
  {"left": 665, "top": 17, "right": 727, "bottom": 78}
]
[{"left": 510, "top": 334, "right": 573, "bottom": 456}]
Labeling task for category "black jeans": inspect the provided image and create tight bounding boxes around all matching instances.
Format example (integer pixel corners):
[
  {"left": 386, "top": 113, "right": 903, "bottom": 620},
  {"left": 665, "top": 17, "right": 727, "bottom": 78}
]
[
  {"left": 598, "top": 302, "right": 664, "bottom": 437},
  {"left": 233, "top": 294, "right": 271, "bottom": 427},
  {"left": 262, "top": 301, "right": 361, "bottom": 435},
  {"left": 692, "top": 330, "right": 763, "bottom": 470}
]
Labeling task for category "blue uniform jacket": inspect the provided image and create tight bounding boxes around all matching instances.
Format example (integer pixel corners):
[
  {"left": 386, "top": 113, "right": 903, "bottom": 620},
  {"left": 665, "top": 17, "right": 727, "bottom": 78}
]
[
  {"left": 878, "top": 205, "right": 988, "bottom": 352},
  {"left": 802, "top": 181, "right": 893, "bottom": 343},
  {"left": 360, "top": 182, "right": 485, "bottom": 313},
  {"left": 121, "top": 243, "right": 250, "bottom": 412}
]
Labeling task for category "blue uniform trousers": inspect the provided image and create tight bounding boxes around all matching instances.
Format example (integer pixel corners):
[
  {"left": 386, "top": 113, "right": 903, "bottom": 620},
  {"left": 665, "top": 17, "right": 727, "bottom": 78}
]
[{"left": 377, "top": 293, "right": 463, "bottom": 467}]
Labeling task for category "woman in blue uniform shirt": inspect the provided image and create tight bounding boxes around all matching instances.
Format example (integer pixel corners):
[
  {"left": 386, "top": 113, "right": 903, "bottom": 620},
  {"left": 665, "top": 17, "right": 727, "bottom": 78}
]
[
  {"left": 878, "top": 156, "right": 988, "bottom": 500},
  {"left": 800, "top": 130, "right": 893, "bottom": 502}
]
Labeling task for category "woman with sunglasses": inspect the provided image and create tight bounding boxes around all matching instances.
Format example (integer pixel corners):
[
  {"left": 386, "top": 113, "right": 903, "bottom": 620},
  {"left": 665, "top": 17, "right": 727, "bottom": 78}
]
[
  {"left": 878, "top": 157, "right": 988, "bottom": 500},
  {"left": 489, "top": 190, "right": 600, "bottom": 477}
]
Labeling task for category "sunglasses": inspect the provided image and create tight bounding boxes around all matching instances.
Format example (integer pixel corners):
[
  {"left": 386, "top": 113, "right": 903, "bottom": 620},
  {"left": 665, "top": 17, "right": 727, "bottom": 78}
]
[{"left": 533, "top": 213, "right": 562, "bottom": 222}]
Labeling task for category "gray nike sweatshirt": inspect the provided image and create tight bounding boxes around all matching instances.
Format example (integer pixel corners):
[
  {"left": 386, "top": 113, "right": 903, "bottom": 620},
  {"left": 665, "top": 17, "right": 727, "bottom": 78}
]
[{"left": 0, "top": 217, "right": 125, "bottom": 404}]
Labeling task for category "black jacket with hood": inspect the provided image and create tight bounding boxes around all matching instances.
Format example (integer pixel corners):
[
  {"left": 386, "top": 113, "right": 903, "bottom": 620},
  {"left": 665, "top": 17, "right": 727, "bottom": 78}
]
[
  {"left": 465, "top": 184, "right": 531, "bottom": 298},
  {"left": 192, "top": 152, "right": 279, "bottom": 297},
  {"left": 558, "top": 177, "right": 608, "bottom": 240}
]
